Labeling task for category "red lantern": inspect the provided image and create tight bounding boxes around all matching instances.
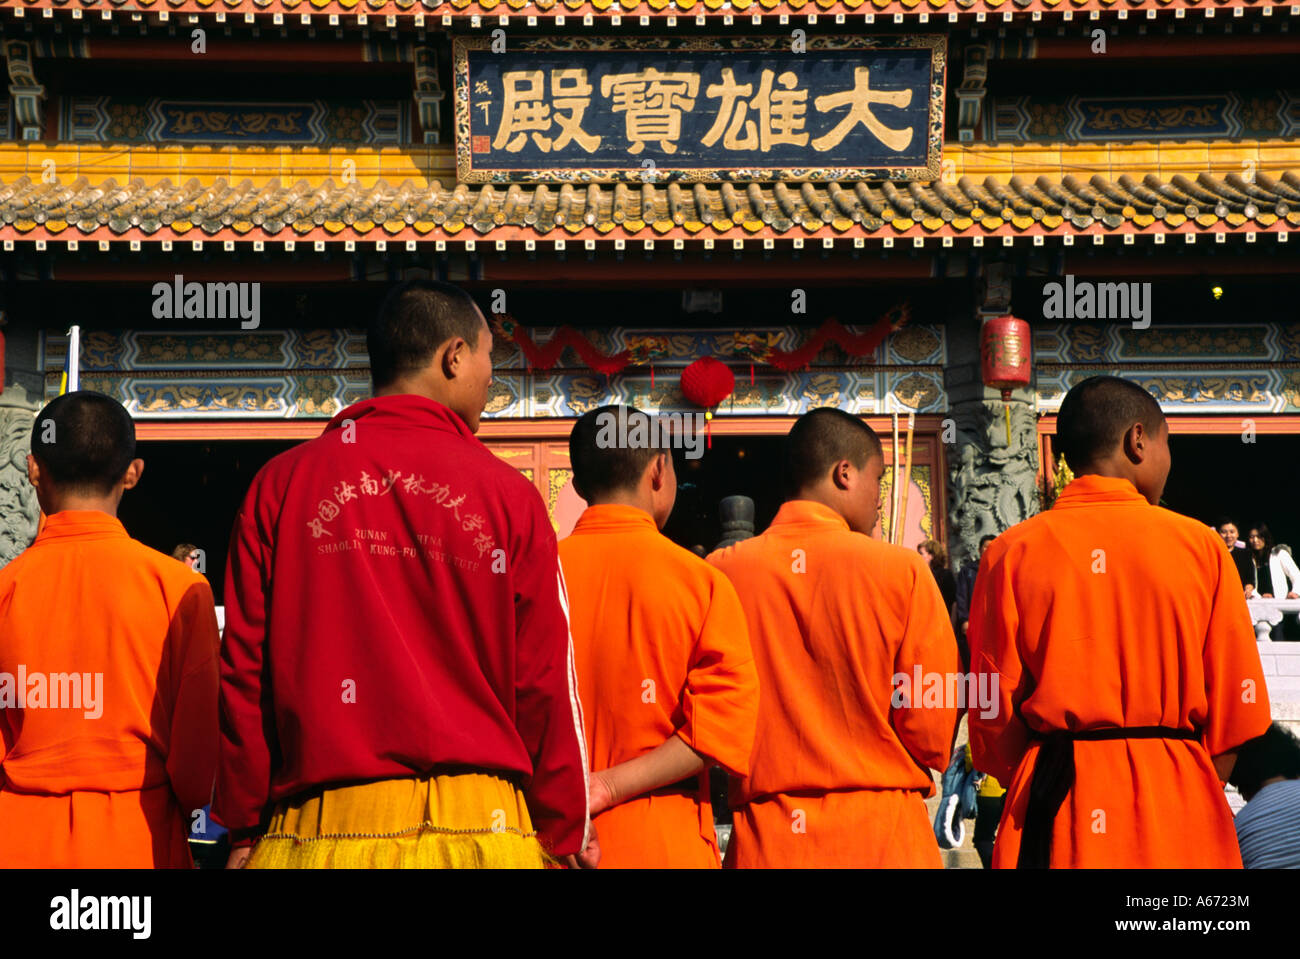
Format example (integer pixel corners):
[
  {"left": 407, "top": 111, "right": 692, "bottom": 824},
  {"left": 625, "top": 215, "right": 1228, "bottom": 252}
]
[
  {"left": 680, "top": 355, "right": 735, "bottom": 408},
  {"left": 980, "top": 314, "right": 1032, "bottom": 442},
  {"left": 680, "top": 356, "right": 735, "bottom": 450}
]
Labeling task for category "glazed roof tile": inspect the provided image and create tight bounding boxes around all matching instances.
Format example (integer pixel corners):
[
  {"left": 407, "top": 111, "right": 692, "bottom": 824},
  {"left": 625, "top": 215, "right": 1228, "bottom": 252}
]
[
  {"left": 0, "top": 0, "right": 1294, "bottom": 19},
  {"left": 2, "top": 168, "right": 1297, "bottom": 243}
]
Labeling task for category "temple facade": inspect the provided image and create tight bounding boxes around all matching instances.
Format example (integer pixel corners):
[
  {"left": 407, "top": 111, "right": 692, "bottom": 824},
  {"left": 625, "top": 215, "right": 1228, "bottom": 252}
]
[{"left": 0, "top": 0, "right": 1296, "bottom": 580}]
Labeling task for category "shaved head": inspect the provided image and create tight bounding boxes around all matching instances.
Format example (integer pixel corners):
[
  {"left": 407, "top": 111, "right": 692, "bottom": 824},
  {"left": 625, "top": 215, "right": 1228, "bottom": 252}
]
[
  {"left": 368, "top": 280, "right": 485, "bottom": 390},
  {"left": 784, "top": 408, "right": 882, "bottom": 497},
  {"left": 570, "top": 404, "right": 669, "bottom": 501},
  {"left": 30, "top": 391, "right": 136, "bottom": 495},
  {"left": 1055, "top": 375, "right": 1166, "bottom": 473}
]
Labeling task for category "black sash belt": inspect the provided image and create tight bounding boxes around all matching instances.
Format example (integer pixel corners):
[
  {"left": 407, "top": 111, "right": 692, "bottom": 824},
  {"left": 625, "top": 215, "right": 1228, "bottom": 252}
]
[
  {"left": 648, "top": 774, "right": 701, "bottom": 798},
  {"left": 1017, "top": 725, "right": 1202, "bottom": 869}
]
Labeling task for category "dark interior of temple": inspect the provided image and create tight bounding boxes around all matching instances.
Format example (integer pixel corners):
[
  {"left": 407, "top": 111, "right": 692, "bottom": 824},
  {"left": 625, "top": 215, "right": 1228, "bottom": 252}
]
[
  {"left": 124, "top": 430, "right": 1298, "bottom": 610},
  {"left": 664, "top": 437, "right": 785, "bottom": 554},
  {"left": 120, "top": 440, "right": 297, "bottom": 605},
  {"left": 1161, "top": 433, "right": 1300, "bottom": 552}
]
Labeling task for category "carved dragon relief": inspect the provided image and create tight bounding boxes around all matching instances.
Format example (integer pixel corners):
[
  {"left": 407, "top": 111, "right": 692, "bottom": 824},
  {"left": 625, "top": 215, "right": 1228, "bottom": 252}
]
[
  {"left": 0, "top": 406, "right": 39, "bottom": 567},
  {"left": 947, "top": 399, "right": 1039, "bottom": 566}
]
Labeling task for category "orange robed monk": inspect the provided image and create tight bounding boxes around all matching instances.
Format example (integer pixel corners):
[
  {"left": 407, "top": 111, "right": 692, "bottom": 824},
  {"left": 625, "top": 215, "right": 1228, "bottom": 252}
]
[
  {"left": 709, "top": 408, "right": 959, "bottom": 868},
  {"left": 559, "top": 405, "right": 759, "bottom": 868},
  {"left": 0, "top": 392, "right": 220, "bottom": 867},
  {"left": 968, "top": 375, "right": 1271, "bottom": 868}
]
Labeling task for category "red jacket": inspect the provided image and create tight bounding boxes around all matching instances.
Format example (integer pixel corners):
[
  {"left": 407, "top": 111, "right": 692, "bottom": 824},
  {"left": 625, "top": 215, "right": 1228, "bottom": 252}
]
[{"left": 214, "top": 395, "right": 590, "bottom": 856}]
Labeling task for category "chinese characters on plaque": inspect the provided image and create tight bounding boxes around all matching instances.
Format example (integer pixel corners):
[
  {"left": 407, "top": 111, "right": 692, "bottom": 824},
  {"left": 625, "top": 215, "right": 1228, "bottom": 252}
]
[{"left": 454, "top": 37, "right": 946, "bottom": 182}]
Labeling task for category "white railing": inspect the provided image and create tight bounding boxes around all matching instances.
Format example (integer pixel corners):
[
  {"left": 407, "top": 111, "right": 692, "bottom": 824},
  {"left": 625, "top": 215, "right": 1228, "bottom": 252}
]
[{"left": 1249, "top": 598, "right": 1300, "bottom": 642}]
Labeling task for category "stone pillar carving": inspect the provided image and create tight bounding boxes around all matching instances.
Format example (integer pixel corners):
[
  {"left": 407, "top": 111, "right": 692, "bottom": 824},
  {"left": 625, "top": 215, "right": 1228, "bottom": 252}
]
[
  {"left": 0, "top": 385, "right": 40, "bottom": 568},
  {"left": 944, "top": 262, "right": 1040, "bottom": 567},
  {"left": 948, "top": 401, "right": 1039, "bottom": 566}
]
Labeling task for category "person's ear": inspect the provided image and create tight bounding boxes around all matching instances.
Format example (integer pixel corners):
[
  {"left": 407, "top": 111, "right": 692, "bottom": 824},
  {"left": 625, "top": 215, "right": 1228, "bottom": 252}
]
[
  {"left": 440, "top": 337, "right": 468, "bottom": 380},
  {"left": 649, "top": 453, "right": 669, "bottom": 491},
  {"left": 831, "top": 458, "right": 853, "bottom": 491},
  {"left": 1123, "top": 422, "right": 1146, "bottom": 464},
  {"left": 121, "top": 458, "right": 145, "bottom": 491},
  {"left": 26, "top": 454, "right": 40, "bottom": 489}
]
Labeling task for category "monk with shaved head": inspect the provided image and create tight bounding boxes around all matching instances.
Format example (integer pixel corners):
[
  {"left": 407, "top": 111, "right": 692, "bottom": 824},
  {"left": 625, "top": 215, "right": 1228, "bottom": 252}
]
[
  {"left": 560, "top": 405, "right": 758, "bottom": 868},
  {"left": 218, "top": 280, "right": 592, "bottom": 869},
  {"left": 968, "top": 375, "right": 1270, "bottom": 867},
  {"left": 709, "top": 407, "right": 959, "bottom": 867},
  {"left": 0, "top": 391, "right": 220, "bottom": 866}
]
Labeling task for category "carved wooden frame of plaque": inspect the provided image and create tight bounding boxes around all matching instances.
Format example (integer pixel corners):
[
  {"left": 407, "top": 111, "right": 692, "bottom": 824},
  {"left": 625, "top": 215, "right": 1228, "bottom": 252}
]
[{"left": 453, "top": 34, "right": 947, "bottom": 184}]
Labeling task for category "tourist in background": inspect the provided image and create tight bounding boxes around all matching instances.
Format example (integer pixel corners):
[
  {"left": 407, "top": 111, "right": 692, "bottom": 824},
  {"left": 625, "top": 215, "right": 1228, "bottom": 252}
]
[
  {"left": 171, "top": 543, "right": 197, "bottom": 565},
  {"left": 952, "top": 534, "right": 1004, "bottom": 866},
  {"left": 1216, "top": 518, "right": 1246, "bottom": 552},
  {"left": 966, "top": 742, "right": 1006, "bottom": 870},
  {"left": 1214, "top": 517, "right": 1251, "bottom": 588},
  {"left": 918, "top": 539, "right": 957, "bottom": 620},
  {"left": 1244, "top": 525, "right": 1300, "bottom": 641},
  {"left": 1243, "top": 525, "right": 1299, "bottom": 600},
  {"left": 953, "top": 534, "right": 996, "bottom": 671},
  {"left": 1228, "top": 723, "right": 1300, "bottom": 868}
]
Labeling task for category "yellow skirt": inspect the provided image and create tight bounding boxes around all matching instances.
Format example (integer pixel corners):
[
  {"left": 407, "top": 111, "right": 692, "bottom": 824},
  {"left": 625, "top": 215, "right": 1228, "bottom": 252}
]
[{"left": 248, "top": 772, "right": 555, "bottom": 869}]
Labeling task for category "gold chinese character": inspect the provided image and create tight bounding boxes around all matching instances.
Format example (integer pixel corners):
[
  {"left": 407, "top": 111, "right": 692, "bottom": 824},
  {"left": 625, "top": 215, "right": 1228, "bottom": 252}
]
[
  {"left": 703, "top": 68, "right": 809, "bottom": 153},
  {"left": 811, "top": 67, "right": 913, "bottom": 153},
  {"left": 760, "top": 71, "right": 811, "bottom": 150},
  {"left": 600, "top": 68, "right": 700, "bottom": 154},
  {"left": 550, "top": 68, "right": 601, "bottom": 153},
  {"left": 494, "top": 70, "right": 553, "bottom": 152},
  {"left": 702, "top": 69, "right": 754, "bottom": 150},
  {"left": 490, "top": 69, "right": 600, "bottom": 154}
]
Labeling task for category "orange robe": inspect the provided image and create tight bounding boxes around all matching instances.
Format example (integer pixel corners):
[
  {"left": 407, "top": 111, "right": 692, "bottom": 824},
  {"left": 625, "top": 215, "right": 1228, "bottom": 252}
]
[
  {"left": 0, "top": 511, "right": 220, "bottom": 867},
  {"left": 559, "top": 504, "right": 758, "bottom": 868},
  {"left": 709, "top": 500, "right": 959, "bottom": 868},
  {"left": 968, "top": 475, "right": 1272, "bottom": 868}
]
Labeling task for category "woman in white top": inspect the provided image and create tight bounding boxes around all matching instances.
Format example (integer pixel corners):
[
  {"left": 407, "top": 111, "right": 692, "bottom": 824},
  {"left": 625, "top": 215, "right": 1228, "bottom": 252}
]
[
  {"left": 1244, "top": 525, "right": 1300, "bottom": 641},
  {"left": 1244, "top": 525, "right": 1300, "bottom": 599}
]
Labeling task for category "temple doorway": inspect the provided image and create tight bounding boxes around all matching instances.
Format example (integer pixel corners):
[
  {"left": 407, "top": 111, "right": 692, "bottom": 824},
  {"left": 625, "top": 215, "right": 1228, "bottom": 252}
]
[
  {"left": 118, "top": 439, "right": 299, "bottom": 605},
  {"left": 1159, "top": 433, "right": 1300, "bottom": 550}
]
